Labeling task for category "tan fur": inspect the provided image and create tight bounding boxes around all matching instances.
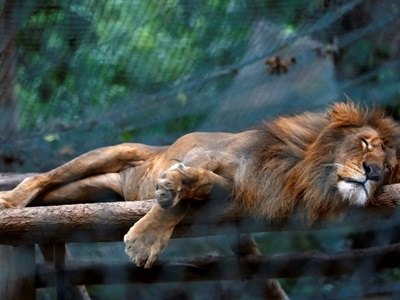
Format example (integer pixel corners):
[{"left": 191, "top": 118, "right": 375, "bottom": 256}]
[{"left": 1, "top": 102, "right": 399, "bottom": 267}]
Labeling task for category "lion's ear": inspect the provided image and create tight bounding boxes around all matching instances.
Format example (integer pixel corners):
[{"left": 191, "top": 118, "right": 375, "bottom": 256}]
[{"left": 328, "top": 102, "right": 363, "bottom": 126}]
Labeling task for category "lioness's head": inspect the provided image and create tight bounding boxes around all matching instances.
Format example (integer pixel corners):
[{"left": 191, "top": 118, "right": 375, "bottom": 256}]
[{"left": 320, "top": 103, "right": 400, "bottom": 206}]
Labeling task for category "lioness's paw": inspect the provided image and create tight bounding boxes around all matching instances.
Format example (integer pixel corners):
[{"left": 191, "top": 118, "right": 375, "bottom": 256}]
[
  {"left": 156, "top": 179, "right": 179, "bottom": 209},
  {"left": 124, "top": 225, "right": 169, "bottom": 268},
  {"left": 156, "top": 163, "right": 187, "bottom": 209},
  {"left": 156, "top": 163, "right": 201, "bottom": 209}
]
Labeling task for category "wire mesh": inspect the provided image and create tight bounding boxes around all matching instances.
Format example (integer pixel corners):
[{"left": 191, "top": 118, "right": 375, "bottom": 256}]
[{"left": 1, "top": 0, "right": 400, "bottom": 298}]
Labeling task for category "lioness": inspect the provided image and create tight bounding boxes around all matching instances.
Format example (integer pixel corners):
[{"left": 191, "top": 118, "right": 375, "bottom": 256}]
[{"left": 1, "top": 102, "right": 399, "bottom": 268}]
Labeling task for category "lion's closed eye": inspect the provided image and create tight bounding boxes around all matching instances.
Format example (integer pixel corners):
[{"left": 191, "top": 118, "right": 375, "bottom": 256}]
[{"left": 360, "top": 138, "right": 369, "bottom": 150}]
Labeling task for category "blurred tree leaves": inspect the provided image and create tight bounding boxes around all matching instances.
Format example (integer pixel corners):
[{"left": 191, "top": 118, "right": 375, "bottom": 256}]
[
  {"left": 15, "top": 0, "right": 254, "bottom": 129},
  {"left": 14, "top": 0, "right": 340, "bottom": 130}
]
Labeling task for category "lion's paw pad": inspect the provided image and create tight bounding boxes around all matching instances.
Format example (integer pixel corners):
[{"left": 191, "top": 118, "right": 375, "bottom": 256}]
[
  {"left": 155, "top": 180, "right": 178, "bottom": 209},
  {"left": 124, "top": 234, "right": 160, "bottom": 268}
]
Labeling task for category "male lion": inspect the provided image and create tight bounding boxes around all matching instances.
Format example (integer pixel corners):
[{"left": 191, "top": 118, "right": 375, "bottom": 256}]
[{"left": 1, "top": 102, "right": 399, "bottom": 268}]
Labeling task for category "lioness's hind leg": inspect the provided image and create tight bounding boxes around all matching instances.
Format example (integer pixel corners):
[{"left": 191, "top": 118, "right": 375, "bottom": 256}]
[
  {"left": 0, "top": 143, "right": 164, "bottom": 208},
  {"left": 38, "top": 173, "right": 122, "bottom": 205},
  {"left": 155, "top": 163, "right": 231, "bottom": 209}
]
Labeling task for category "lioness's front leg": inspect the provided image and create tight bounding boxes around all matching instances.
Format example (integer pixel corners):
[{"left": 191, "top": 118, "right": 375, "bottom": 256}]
[
  {"left": 125, "top": 163, "right": 231, "bottom": 268},
  {"left": 124, "top": 203, "right": 188, "bottom": 268}
]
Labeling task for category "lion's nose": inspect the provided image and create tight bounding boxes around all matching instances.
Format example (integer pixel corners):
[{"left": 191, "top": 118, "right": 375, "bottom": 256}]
[{"left": 363, "top": 163, "right": 383, "bottom": 181}]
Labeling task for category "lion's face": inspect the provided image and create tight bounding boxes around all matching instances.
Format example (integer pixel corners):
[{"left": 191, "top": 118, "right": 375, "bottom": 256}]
[{"left": 334, "top": 126, "right": 396, "bottom": 206}]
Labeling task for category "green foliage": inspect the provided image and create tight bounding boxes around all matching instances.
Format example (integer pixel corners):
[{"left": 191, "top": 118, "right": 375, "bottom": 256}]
[
  {"left": 248, "top": 0, "right": 324, "bottom": 29},
  {"left": 15, "top": 0, "right": 254, "bottom": 130},
  {"left": 15, "top": 0, "right": 330, "bottom": 131},
  {"left": 118, "top": 110, "right": 208, "bottom": 142},
  {"left": 341, "top": 39, "right": 391, "bottom": 77}
]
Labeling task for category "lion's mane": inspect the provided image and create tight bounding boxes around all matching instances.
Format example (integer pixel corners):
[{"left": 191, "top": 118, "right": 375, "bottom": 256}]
[{"left": 233, "top": 103, "right": 400, "bottom": 221}]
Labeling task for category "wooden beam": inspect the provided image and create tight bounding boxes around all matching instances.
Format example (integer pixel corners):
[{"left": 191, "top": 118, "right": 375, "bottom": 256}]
[
  {"left": 1, "top": 198, "right": 400, "bottom": 246},
  {"left": 0, "top": 245, "right": 36, "bottom": 299},
  {"left": 35, "top": 242, "right": 400, "bottom": 286},
  {"left": 39, "top": 244, "right": 91, "bottom": 300},
  {"left": 0, "top": 201, "right": 155, "bottom": 245}
]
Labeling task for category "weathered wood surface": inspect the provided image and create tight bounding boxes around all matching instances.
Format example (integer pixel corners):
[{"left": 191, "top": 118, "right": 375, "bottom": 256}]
[
  {"left": 1, "top": 198, "right": 400, "bottom": 245},
  {"left": 0, "top": 201, "right": 155, "bottom": 245}
]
